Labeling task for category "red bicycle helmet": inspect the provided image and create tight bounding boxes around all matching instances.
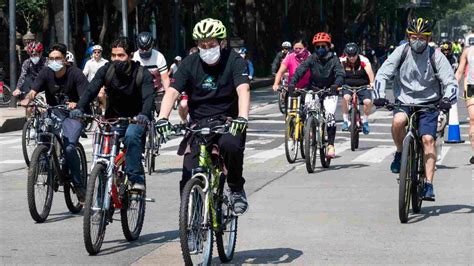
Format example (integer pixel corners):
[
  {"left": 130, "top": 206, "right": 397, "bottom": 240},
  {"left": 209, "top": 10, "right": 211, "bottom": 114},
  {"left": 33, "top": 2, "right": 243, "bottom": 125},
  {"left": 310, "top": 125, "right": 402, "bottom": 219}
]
[
  {"left": 26, "top": 41, "right": 44, "bottom": 55},
  {"left": 312, "top": 32, "right": 332, "bottom": 45}
]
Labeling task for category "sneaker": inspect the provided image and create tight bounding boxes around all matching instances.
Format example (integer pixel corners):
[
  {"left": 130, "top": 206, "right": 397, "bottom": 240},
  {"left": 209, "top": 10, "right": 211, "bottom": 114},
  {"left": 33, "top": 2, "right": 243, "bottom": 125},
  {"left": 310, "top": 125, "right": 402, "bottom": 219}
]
[
  {"left": 327, "top": 145, "right": 336, "bottom": 158},
  {"left": 131, "top": 182, "right": 146, "bottom": 192},
  {"left": 230, "top": 189, "right": 248, "bottom": 216},
  {"left": 423, "top": 182, "right": 435, "bottom": 201},
  {"left": 470, "top": 156, "right": 474, "bottom": 164},
  {"left": 390, "top": 152, "right": 402, "bottom": 173},
  {"left": 341, "top": 121, "right": 349, "bottom": 131},
  {"left": 362, "top": 122, "right": 370, "bottom": 135}
]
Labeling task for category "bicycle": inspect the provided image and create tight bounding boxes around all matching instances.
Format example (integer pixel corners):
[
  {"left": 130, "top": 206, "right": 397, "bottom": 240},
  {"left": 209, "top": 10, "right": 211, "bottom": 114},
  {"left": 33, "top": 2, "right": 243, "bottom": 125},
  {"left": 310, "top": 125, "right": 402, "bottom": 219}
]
[
  {"left": 144, "top": 109, "right": 161, "bottom": 175},
  {"left": 21, "top": 98, "right": 46, "bottom": 166},
  {"left": 384, "top": 102, "right": 438, "bottom": 223},
  {"left": 342, "top": 85, "right": 370, "bottom": 151},
  {"left": 0, "top": 81, "right": 12, "bottom": 106},
  {"left": 83, "top": 116, "right": 149, "bottom": 255},
  {"left": 175, "top": 119, "right": 238, "bottom": 265},
  {"left": 300, "top": 88, "right": 333, "bottom": 173},
  {"left": 27, "top": 102, "right": 88, "bottom": 223},
  {"left": 277, "top": 74, "right": 288, "bottom": 114}
]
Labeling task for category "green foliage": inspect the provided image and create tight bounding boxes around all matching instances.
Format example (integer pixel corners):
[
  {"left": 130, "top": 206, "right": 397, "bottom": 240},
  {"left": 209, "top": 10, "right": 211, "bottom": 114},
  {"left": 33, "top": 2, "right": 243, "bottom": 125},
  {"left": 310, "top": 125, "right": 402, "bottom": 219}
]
[{"left": 16, "top": 0, "right": 47, "bottom": 31}]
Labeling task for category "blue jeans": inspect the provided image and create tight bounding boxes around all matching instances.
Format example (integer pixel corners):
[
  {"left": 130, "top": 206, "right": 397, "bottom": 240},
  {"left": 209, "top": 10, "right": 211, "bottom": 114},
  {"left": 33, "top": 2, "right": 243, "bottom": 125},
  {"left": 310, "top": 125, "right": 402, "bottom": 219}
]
[
  {"left": 61, "top": 118, "right": 84, "bottom": 187},
  {"left": 113, "top": 124, "right": 146, "bottom": 184}
]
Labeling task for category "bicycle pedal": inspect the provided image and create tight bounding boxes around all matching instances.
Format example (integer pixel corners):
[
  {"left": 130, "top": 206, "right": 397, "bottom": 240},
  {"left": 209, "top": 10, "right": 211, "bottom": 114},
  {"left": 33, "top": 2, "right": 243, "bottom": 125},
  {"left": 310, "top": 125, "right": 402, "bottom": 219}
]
[{"left": 145, "top": 197, "right": 155, "bottom": 202}]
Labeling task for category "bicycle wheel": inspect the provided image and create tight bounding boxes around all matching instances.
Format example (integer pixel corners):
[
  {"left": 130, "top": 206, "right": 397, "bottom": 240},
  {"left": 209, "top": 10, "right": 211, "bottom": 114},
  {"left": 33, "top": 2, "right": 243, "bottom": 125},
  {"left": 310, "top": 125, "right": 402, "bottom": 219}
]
[
  {"left": 120, "top": 182, "right": 146, "bottom": 241},
  {"left": 27, "top": 145, "right": 54, "bottom": 223},
  {"left": 319, "top": 122, "right": 331, "bottom": 168},
  {"left": 145, "top": 127, "right": 154, "bottom": 175},
  {"left": 216, "top": 181, "right": 238, "bottom": 263},
  {"left": 411, "top": 147, "right": 424, "bottom": 213},
  {"left": 179, "top": 177, "right": 213, "bottom": 266},
  {"left": 64, "top": 143, "right": 88, "bottom": 214},
  {"left": 399, "top": 137, "right": 414, "bottom": 223},
  {"left": 304, "top": 116, "right": 318, "bottom": 173},
  {"left": 83, "top": 163, "right": 108, "bottom": 255},
  {"left": 0, "top": 83, "right": 12, "bottom": 105},
  {"left": 22, "top": 119, "right": 36, "bottom": 166},
  {"left": 285, "top": 116, "right": 298, "bottom": 163},
  {"left": 300, "top": 123, "right": 305, "bottom": 159},
  {"left": 349, "top": 108, "right": 360, "bottom": 151},
  {"left": 278, "top": 90, "right": 286, "bottom": 114}
]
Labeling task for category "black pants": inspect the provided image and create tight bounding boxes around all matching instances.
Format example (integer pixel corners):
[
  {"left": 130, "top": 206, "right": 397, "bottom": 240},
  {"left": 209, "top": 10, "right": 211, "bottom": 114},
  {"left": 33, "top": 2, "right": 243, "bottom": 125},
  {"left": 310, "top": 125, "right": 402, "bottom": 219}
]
[{"left": 180, "top": 131, "right": 246, "bottom": 193}]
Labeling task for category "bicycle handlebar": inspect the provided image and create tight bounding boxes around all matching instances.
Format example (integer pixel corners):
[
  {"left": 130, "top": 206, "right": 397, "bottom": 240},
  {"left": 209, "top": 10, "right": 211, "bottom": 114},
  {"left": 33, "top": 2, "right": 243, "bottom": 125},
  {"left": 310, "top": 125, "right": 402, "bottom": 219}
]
[{"left": 384, "top": 102, "right": 439, "bottom": 111}]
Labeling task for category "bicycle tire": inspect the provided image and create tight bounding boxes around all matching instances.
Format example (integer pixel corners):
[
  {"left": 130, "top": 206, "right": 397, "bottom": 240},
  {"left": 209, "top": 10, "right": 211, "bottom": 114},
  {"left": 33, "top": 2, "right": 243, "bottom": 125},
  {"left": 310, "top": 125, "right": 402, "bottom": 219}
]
[
  {"left": 27, "top": 145, "right": 54, "bottom": 223},
  {"left": 216, "top": 180, "right": 238, "bottom": 263},
  {"left": 349, "top": 108, "right": 359, "bottom": 151},
  {"left": 319, "top": 122, "right": 331, "bottom": 168},
  {"left": 399, "top": 137, "right": 414, "bottom": 223},
  {"left": 304, "top": 116, "right": 317, "bottom": 173},
  {"left": 285, "top": 116, "right": 298, "bottom": 163},
  {"left": 179, "top": 177, "right": 213, "bottom": 266},
  {"left": 0, "top": 83, "right": 12, "bottom": 105},
  {"left": 83, "top": 163, "right": 108, "bottom": 255},
  {"left": 411, "top": 146, "right": 424, "bottom": 213},
  {"left": 300, "top": 123, "right": 305, "bottom": 159},
  {"left": 64, "top": 143, "right": 87, "bottom": 214},
  {"left": 278, "top": 90, "right": 286, "bottom": 114},
  {"left": 145, "top": 127, "right": 154, "bottom": 175},
  {"left": 120, "top": 180, "right": 146, "bottom": 241},
  {"left": 22, "top": 119, "right": 36, "bottom": 166}
]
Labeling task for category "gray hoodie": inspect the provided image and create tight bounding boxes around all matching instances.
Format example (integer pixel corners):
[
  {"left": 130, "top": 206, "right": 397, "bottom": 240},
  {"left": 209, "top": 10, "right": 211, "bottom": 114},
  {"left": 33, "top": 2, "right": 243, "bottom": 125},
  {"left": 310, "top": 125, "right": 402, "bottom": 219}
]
[{"left": 374, "top": 43, "right": 458, "bottom": 104}]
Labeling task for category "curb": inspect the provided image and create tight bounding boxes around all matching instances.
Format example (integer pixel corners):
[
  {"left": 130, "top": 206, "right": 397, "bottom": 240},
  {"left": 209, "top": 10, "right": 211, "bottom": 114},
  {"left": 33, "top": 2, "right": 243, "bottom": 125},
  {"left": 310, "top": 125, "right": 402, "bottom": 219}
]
[{"left": 0, "top": 116, "right": 25, "bottom": 133}]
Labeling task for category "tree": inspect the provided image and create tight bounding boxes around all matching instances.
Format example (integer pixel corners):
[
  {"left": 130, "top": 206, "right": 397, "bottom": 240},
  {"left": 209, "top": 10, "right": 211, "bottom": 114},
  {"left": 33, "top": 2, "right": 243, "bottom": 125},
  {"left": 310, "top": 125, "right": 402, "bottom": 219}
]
[{"left": 16, "top": 0, "right": 47, "bottom": 33}]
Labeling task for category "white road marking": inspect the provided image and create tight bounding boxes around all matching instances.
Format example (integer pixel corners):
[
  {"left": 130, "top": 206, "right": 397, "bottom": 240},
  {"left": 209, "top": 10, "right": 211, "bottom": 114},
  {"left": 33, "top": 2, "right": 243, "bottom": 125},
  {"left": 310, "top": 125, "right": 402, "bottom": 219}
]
[
  {"left": 0, "top": 160, "right": 25, "bottom": 164},
  {"left": 246, "top": 139, "right": 274, "bottom": 146},
  {"left": 437, "top": 146, "right": 451, "bottom": 165},
  {"left": 250, "top": 120, "right": 285, "bottom": 124},
  {"left": 251, "top": 113, "right": 283, "bottom": 118},
  {"left": 247, "top": 133, "right": 283, "bottom": 138},
  {"left": 352, "top": 145, "right": 396, "bottom": 163},
  {"left": 246, "top": 144, "right": 285, "bottom": 163},
  {"left": 0, "top": 139, "right": 21, "bottom": 145}
]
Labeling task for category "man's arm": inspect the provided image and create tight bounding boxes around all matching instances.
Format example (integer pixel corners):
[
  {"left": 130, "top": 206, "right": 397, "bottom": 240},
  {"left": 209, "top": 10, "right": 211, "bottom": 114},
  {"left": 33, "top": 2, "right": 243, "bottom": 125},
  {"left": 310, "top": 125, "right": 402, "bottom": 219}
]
[
  {"left": 16, "top": 60, "right": 29, "bottom": 90},
  {"left": 374, "top": 44, "right": 406, "bottom": 98},
  {"left": 82, "top": 60, "right": 90, "bottom": 78},
  {"left": 332, "top": 56, "right": 345, "bottom": 86},
  {"left": 236, "top": 84, "right": 250, "bottom": 119},
  {"left": 435, "top": 51, "right": 459, "bottom": 104},
  {"left": 289, "top": 56, "right": 313, "bottom": 87},
  {"left": 139, "top": 69, "right": 157, "bottom": 119},
  {"left": 271, "top": 52, "right": 282, "bottom": 75}
]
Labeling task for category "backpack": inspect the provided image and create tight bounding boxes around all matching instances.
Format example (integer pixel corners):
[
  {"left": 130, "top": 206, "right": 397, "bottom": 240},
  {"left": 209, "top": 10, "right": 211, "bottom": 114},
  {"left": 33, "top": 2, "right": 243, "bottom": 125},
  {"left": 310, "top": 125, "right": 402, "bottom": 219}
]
[{"left": 104, "top": 63, "right": 144, "bottom": 89}]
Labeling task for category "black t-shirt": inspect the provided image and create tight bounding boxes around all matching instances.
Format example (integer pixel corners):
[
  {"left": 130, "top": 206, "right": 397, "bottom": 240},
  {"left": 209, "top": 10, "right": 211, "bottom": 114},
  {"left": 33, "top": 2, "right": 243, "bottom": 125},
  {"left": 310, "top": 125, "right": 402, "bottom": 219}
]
[
  {"left": 77, "top": 61, "right": 155, "bottom": 119},
  {"left": 171, "top": 49, "right": 250, "bottom": 121},
  {"left": 32, "top": 65, "right": 88, "bottom": 106}
]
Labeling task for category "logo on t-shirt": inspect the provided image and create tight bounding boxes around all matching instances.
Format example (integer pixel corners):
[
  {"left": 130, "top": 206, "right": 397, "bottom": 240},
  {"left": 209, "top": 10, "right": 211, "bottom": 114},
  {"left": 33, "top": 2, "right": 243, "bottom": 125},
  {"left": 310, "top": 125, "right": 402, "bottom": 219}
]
[{"left": 202, "top": 75, "right": 217, "bottom": 91}]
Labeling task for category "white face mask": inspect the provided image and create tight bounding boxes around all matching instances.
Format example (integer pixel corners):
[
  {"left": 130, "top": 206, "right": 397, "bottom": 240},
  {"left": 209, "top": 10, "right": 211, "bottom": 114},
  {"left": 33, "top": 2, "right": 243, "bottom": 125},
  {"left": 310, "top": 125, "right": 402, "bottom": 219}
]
[
  {"left": 31, "top": 56, "right": 40, "bottom": 64},
  {"left": 199, "top": 46, "right": 221, "bottom": 65}
]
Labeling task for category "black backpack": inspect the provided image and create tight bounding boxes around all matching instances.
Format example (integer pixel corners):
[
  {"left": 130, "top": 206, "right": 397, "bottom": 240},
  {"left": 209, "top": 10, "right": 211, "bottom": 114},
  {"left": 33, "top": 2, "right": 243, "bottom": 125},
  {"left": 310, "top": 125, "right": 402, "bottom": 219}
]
[{"left": 104, "top": 63, "right": 144, "bottom": 89}]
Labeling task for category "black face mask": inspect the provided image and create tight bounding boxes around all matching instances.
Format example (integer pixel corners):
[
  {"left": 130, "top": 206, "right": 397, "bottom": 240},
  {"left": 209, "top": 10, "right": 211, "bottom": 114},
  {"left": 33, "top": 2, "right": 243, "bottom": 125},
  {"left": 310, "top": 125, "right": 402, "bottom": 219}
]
[
  {"left": 112, "top": 60, "right": 131, "bottom": 76},
  {"left": 139, "top": 50, "right": 152, "bottom": 59}
]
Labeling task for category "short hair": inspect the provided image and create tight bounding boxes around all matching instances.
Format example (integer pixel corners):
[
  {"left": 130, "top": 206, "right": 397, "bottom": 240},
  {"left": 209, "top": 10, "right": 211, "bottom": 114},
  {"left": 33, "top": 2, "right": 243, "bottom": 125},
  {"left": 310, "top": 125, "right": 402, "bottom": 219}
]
[
  {"left": 48, "top": 43, "right": 67, "bottom": 57},
  {"left": 293, "top": 38, "right": 308, "bottom": 47},
  {"left": 111, "top": 36, "right": 133, "bottom": 54}
]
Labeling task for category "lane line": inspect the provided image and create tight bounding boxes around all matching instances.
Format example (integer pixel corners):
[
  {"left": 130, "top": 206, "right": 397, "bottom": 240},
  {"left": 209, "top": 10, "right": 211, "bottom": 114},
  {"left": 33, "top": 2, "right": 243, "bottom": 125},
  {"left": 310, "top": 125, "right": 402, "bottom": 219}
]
[
  {"left": 352, "top": 145, "right": 396, "bottom": 163},
  {"left": 246, "top": 144, "right": 285, "bottom": 163},
  {"left": 0, "top": 139, "right": 21, "bottom": 145},
  {"left": 0, "top": 160, "right": 25, "bottom": 164},
  {"left": 437, "top": 146, "right": 451, "bottom": 165}
]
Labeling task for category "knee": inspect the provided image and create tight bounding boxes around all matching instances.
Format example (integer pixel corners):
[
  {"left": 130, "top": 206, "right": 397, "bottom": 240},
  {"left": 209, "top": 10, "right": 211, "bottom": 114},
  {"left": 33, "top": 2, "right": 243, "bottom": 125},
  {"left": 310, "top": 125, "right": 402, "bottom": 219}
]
[
  {"left": 392, "top": 116, "right": 407, "bottom": 129},
  {"left": 422, "top": 135, "right": 435, "bottom": 146},
  {"left": 343, "top": 95, "right": 351, "bottom": 102},
  {"left": 363, "top": 99, "right": 372, "bottom": 105},
  {"left": 64, "top": 144, "right": 76, "bottom": 155},
  {"left": 125, "top": 124, "right": 144, "bottom": 145}
]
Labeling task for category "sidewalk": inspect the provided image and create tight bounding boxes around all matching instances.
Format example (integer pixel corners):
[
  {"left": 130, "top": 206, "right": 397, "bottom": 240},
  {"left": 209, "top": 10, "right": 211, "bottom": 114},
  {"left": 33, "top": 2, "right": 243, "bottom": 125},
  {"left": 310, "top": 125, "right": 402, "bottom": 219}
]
[{"left": 0, "top": 77, "right": 274, "bottom": 133}]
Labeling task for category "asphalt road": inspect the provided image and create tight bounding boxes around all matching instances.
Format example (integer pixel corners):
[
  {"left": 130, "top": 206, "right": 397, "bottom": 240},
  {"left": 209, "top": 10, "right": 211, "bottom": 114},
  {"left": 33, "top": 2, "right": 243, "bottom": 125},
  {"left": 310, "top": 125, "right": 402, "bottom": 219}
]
[{"left": 0, "top": 86, "right": 472, "bottom": 265}]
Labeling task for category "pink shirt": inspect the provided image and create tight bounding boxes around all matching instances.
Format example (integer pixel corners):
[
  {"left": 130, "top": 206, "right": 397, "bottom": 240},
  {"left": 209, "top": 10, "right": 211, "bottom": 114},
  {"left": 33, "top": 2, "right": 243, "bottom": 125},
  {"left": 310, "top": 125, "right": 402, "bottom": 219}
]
[{"left": 282, "top": 52, "right": 310, "bottom": 88}]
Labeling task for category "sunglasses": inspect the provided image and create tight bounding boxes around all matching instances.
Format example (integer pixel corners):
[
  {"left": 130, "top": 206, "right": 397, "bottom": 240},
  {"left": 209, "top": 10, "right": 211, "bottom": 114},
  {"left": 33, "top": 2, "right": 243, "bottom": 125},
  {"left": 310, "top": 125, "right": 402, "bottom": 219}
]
[
  {"left": 93, "top": 51, "right": 101, "bottom": 54},
  {"left": 314, "top": 45, "right": 327, "bottom": 49},
  {"left": 409, "top": 35, "right": 428, "bottom": 41}
]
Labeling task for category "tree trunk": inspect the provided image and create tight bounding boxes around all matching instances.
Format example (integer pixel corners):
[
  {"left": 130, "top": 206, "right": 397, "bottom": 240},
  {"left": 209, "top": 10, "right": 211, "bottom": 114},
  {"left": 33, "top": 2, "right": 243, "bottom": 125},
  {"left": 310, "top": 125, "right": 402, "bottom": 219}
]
[
  {"left": 99, "top": 2, "right": 109, "bottom": 45},
  {"left": 51, "top": 0, "right": 64, "bottom": 43},
  {"left": 244, "top": 0, "right": 256, "bottom": 49}
]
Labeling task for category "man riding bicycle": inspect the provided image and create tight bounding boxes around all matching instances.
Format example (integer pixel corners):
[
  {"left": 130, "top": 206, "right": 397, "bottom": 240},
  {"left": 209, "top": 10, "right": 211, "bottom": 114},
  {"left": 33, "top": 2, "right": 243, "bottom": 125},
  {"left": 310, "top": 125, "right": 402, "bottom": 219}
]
[
  {"left": 156, "top": 18, "right": 250, "bottom": 215},
  {"left": 339, "top": 42, "right": 375, "bottom": 134},
  {"left": 289, "top": 32, "right": 345, "bottom": 158},
  {"left": 13, "top": 42, "right": 47, "bottom": 99},
  {"left": 71, "top": 37, "right": 156, "bottom": 192},
  {"left": 373, "top": 17, "right": 458, "bottom": 201},
  {"left": 21, "top": 43, "right": 89, "bottom": 201},
  {"left": 271, "top": 41, "right": 292, "bottom": 76}
]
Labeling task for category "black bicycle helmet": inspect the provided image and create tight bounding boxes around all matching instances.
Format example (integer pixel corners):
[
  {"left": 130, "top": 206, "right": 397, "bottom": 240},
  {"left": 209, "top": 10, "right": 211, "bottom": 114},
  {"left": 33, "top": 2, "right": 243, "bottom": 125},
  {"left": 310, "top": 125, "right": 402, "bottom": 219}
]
[
  {"left": 344, "top": 42, "right": 359, "bottom": 56},
  {"left": 406, "top": 17, "right": 433, "bottom": 36},
  {"left": 137, "top": 32, "right": 154, "bottom": 50}
]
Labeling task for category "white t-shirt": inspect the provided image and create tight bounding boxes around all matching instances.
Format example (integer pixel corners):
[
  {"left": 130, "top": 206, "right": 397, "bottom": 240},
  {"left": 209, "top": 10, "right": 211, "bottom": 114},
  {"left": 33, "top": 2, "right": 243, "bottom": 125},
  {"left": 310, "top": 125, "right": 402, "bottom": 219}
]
[
  {"left": 169, "top": 63, "right": 179, "bottom": 75},
  {"left": 83, "top": 58, "right": 108, "bottom": 82},
  {"left": 132, "top": 49, "right": 168, "bottom": 91}
]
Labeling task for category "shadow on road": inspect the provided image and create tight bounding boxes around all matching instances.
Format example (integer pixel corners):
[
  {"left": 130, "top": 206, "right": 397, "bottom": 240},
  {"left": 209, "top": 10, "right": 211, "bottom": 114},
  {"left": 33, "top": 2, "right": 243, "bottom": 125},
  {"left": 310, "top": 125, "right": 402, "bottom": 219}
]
[
  {"left": 96, "top": 230, "right": 179, "bottom": 256},
  {"left": 226, "top": 247, "right": 303, "bottom": 264},
  {"left": 311, "top": 163, "right": 369, "bottom": 173},
  {"left": 408, "top": 204, "right": 474, "bottom": 223},
  {"left": 154, "top": 167, "right": 182, "bottom": 174},
  {"left": 42, "top": 211, "right": 82, "bottom": 223}
]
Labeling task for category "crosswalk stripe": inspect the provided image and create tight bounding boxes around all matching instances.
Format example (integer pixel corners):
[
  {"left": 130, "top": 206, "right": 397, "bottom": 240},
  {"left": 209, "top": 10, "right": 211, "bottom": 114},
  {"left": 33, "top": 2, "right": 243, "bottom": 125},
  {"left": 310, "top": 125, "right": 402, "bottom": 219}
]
[
  {"left": 0, "top": 139, "right": 21, "bottom": 145},
  {"left": 250, "top": 120, "right": 285, "bottom": 124},
  {"left": 352, "top": 145, "right": 396, "bottom": 163},
  {"left": 246, "top": 143, "right": 285, "bottom": 163},
  {"left": 0, "top": 160, "right": 25, "bottom": 164},
  {"left": 247, "top": 132, "right": 283, "bottom": 138},
  {"left": 437, "top": 146, "right": 451, "bottom": 165}
]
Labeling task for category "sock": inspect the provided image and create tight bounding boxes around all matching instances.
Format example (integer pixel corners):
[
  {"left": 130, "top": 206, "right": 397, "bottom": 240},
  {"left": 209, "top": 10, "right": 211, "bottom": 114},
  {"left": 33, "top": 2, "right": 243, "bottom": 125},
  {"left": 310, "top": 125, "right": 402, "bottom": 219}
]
[
  {"left": 362, "top": 115, "right": 369, "bottom": 123},
  {"left": 425, "top": 180, "right": 432, "bottom": 184},
  {"left": 343, "top": 114, "right": 349, "bottom": 122}
]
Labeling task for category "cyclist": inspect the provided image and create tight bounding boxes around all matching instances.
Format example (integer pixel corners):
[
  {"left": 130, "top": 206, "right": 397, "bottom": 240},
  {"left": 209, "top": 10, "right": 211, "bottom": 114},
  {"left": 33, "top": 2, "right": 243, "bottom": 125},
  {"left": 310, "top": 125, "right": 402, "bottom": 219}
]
[
  {"left": 272, "top": 39, "right": 311, "bottom": 92},
  {"left": 20, "top": 43, "right": 89, "bottom": 202},
  {"left": 440, "top": 41, "right": 458, "bottom": 71},
  {"left": 133, "top": 31, "right": 170, "bottom": 114},
  {"left": 238, "top": 47, "right": 254, "bottom": 80},
  {"left": 83, "top": 45, "right": 108, "bottom": 82},
  {"left": 168, "top": 56, "right": 182, "bottom": 78},
  {"left": 13, "top": 42, "right": 47, "bottom": 98},
  {"left": 339, "top": 42, "right": 375, "bottom": 134},
  {"left": 71, "top": 37, "right": 155, "bottom": 192},
  {"left": 452, "top": 40, "right": 462, "bottom": 56},
  {"left": 455, "top": 36, "right": 474, "bottom": 164},
  {"left": 289, "top": 32, "right": 345, "bottom": 158},
  {"left": 373, "top": 17, "right": 458, "bottom": 200},
  {"left": 156, "top": 18, "right": 250, "bottom": 215},
  {"left": 271, "top": 41, "right": 292, "bottom": 76}
]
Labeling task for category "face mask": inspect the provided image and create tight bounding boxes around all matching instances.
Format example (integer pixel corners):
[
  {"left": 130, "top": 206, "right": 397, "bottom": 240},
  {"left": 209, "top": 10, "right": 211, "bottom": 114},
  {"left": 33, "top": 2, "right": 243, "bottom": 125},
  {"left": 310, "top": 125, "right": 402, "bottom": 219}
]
[
  {"left": 113, "top": 60, "right": 131, "bottom": 75},
  {"left": 199, "top": 46, "right": 220, "bottom": 65},
  {"left": 295, "top": 49, "right": 309, "bottom": 62},
  {"left": 316, "top": 47, "right": 328, "bottom": 57},
  {"left": 48, "top": 60, "right": 64, "bottom": 72},
  {"left": 139, "top": 50, "right": 152, "bottom": 59},
  {"left": 31, "top": 56, "right": 40, "bottom": 64},
  {"left": 410, "top": 40, "right": 427, "bottom": 53}
]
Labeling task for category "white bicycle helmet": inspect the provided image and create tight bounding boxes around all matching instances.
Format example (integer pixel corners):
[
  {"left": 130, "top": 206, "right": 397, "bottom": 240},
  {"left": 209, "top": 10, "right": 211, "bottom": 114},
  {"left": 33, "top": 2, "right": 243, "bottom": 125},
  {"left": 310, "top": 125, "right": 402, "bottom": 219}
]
[
  {"left": 66, "top": 51, "right": 75, "bottom": 63},
  {"left": 92, "top": 45, "right": 103, "bottom": 52},
  {"left": 281, "top": 41, "right": 291, "bottom": 48}
]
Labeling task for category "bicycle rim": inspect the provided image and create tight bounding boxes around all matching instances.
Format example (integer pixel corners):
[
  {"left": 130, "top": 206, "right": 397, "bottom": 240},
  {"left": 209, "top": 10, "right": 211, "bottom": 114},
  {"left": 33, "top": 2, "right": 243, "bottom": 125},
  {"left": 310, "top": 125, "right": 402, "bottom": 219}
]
[
  {"left": 319, "top": 122, "right": 331, "bottom": 168},
  {"left": 398, "top": 138, "right": 414, "bottom": 223},
  {"left": 350, "top": 108, "right": 357, "bottom": 151},
  {"left": 216, "top": 183, "right": 238, "bottom": 262},
  {"left": 121, "top": 187, "right": 146, "bottom": 241},
  {"left": 304, "top": 116, "right": 317, "bottom": 173},
  {"left": 411, "top": 148, "right": 424, "bottom": 213},
  {"left": 64, "top": 143, "right": 87, "bottom": 213},
  {"left": 285, "top": 116, "right": 298, "bottom": 163},
  {"left": 22, "top": 119, "right": 36, "bottom": 166},
  {"left": 179, "top": 178, "right": 213, "bottom": 265}
]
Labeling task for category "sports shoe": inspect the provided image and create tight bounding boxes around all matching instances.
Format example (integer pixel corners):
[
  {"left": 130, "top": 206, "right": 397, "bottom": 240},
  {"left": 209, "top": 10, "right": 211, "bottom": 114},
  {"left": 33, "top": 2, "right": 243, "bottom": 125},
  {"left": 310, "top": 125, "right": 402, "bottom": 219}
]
[
  {"left": 131, "top": 182, "right": 146, "bottom": 192},
  {"left": 391, "top": 152, "right": 402, "bottom": 173},
  {"left": 470, "top": 156, "right": 474, "bottom": 164},
  {"left": 362, "top": 122, "right": 370, "bottom": 135},
  {"left": 423, "top": 182, "right": 435, "bottom": 201},
  {"left": 327, "top": 145, "right": 336, "bottom": 158},
  {"left": 230, "top": 189, "right": 248, "bottom": 216},
  {"left": 341, "top": 121, "right": 349, "bottom": 131}
]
